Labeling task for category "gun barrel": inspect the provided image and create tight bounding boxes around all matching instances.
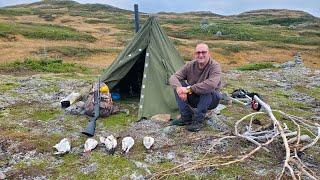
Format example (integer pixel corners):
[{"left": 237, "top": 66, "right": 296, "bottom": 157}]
[{"left": 82, "top": 77, "right": 101, "bottom": 137}]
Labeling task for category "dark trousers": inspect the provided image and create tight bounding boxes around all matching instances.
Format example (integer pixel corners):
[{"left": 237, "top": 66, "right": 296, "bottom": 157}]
[{"left": 174, "top": 81, "right": 221, "bottom": 122}]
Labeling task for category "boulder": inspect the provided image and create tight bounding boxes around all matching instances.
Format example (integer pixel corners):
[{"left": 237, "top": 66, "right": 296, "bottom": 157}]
[{"left": 151, "top": 114, "right": 171, "bottom": 122}]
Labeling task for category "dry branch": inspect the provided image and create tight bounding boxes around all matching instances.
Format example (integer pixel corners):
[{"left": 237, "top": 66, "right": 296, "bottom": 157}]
[{"left": 150, "top": 95, "right": 320, "bottom": 179}]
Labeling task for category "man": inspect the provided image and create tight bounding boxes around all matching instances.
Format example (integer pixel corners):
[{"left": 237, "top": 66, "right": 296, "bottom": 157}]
[{"left": 169, "top": 43, "right": 222, "bottom": 132}]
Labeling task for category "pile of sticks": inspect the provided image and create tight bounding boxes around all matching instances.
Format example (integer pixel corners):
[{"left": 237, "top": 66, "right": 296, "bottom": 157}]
[{"left": 150, "top": 96, "right": 320, "bottom": 179}]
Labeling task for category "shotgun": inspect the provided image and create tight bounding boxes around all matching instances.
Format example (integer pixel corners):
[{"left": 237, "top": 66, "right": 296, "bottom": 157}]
[{"left": 82, "top": 77, "right": 101, "bottom": 137}]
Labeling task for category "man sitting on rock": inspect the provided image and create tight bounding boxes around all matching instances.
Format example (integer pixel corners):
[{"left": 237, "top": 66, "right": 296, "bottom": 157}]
[{"left": 169, "top": 43, "right": 222, "bottom": 132}]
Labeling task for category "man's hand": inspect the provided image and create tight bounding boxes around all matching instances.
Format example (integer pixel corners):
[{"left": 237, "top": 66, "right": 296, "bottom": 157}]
[
  {"left": 179, "top": 93, "right": 187, "bottom": 101},
  {"left": 176, "top": 87, "right": 188, "bottom": 101}
]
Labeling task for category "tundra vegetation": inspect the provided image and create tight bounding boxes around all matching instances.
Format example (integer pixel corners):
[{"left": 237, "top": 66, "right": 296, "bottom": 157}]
[{"left": 0, "top": 1, "right": 319, "bottom": 179}]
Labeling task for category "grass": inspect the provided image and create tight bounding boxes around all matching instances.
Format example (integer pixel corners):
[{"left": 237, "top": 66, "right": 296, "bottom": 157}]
[
  {"left": 114, "top": 23, "right": 135, "bottom": 31},
  {"left": 84, "top": 19, "right": 110, "bottom": 24},
  {"left": 0, "top": 22, "right": 96, "bottom": 42},
  {"left": 0, "top": 58, "right": 92, "bottom": 74},
  {"left": 299, "top": 31, "right": 320, "bottom": 37},
  {"left": 207, "top": 42, "right": 262, "bottom": 55},
  {"left": 162, "top": 18, "right": 194, "bottom": 25},
  {"left": 220, "top": 44, "right": 259, "bottom": 53},
  {"left": 38, "top": 46, "right": 121, "bottom": 58},
  {"left": 9, "top": 160, "right": 50, "bottom": 178},
  {"left": 54, "top": 152, "right": 144, "bottom": 179},
  {"left": 259, "top": 42, "right": 291, "bottom": 49},
  {"left": 90, "top": 152, "right": 144, "bottom": 179},
  {"left": 55, "top": 153, "right": 83, "bottom": 178},
  {"left": 250, "top": 17, "right": 313, "bottom": 26},
  {"left": 236, "top": 62, "right": 274, "bottom": 71},
  {"left": 31, "top": 108, "right": 61, "bottom": 122},
  {"left": 169, "top": 38, "right": 184, "bottom": 46},
  {"left": 0, "top": 82, "right": 19, "bottom": 93},
  {"left": 100, "top": 113, "right": 136, "bottom": 132},
  {"left": 30, "top": 133, "right": 65, "bottom": 153},
  {"left": 0, "top": 7, "right": 32, "bottom": 16},
  {"left": 205, "top": 164, "right": 254, "bottom": 179},
  {"left": 40, "top": 84, "right": 60, "bottom": 93},
  {"left": 293, "top": 86, "right": 320, "bottom": 99},
  {"left": 167, "top": 21, "right": 320, "bottom": 46}
]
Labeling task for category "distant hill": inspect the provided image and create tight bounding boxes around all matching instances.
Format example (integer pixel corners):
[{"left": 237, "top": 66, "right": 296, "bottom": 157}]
[
  {"left": 3, "top": 1, "right": 318, "bottom": 19},
  {"left": 6, "top": 0, "right": 132, "bottom": 13},
  {"left": 238, "top": 9, "right": 316, "bottom": 19},
  {"left": 0, "top": 0, "right": 319, "bottom": 69}
]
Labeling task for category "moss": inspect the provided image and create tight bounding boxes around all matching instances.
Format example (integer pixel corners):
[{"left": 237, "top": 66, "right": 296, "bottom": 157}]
[
  {"left": 181, "top": 140, "right": 194, "bottom": 149},
  {"left": 222, "top": 78, "right": 260, "bottom": 94},
  {"left": 220, "top": 108, "right": 235, "bottom": 117},
  {"left": 127, "top": 140, "right": 147, "bottom": 161},
  {"left": 31, "top": 133, "right": 65, "bottom": 153},
  {"left": 100, "top": 113, "right": 136, "bottom": 132},
  {"left": 306, "top": 148, "right": 320, "bottom": 163},
  {"left": 205, "top": 164, "right": 254, "bottom": 179},
  {"left": 54, "top": 153, "right": 84, "bottom": 178},
  {"left": 220, "top": 105, "right": 250, "bottom": 120},
  {"left": 0, "top": 121, "right": 30, "bottom": 133},
  {"left": 269, "top": 90, "right": 313, "bottom": 113},
  {"left": 284, "top": 108, "right": 314, "bottom": 119},
  {"left": 0, "top": 108, "right": 8, "bottom": 119},
  {"left": 55, "top": 152, "right": 145, "bottom": 179},
  {"left": 293, "top": 85, "right": 320, "bottom": 99},
  {"left": 40, "top": 84, "right": 60, "bottom": 93},
  {"left": 6, "top": 103, "right": 37, "bottom": 120},
  {"left": 31, "top": 108, "right": 61, "bottom": 122},
  {"left": 272, "top": 111, "right": 315, "bottom": 137},
  {"left": 63, "top": 114, "right": 88, "bottom": 132},
  {"left": 280, "top": 98, "right": 311, "bottom": 110},
  {"left": 150, "top": 161, "right": 195, "bottom": 179},
  {"left": 0, "top": 82, "right": 19, "bottom": 93},
  {"left": 10, "top": 160, "right": 50, "bottom": 178},
  {"left": 86, "top": 152, "right": 144, "bottom": 179}
]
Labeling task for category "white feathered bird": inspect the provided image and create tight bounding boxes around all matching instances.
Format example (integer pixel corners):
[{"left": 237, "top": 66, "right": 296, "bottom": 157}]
[
  {"left": 121, "top": 137, "right": 134, "bottom": 154},
  {"left": 53, "top": 138, "right": 71, "bottom": 155},
  {"left": 100, "top": 135, "right": 117, "bottom": 154},
  {"left": 84, "top": 138, "right": 98, "bottom": 153},
  {"left": 143, "top": 136, "right": 154, "bottom": 150}
]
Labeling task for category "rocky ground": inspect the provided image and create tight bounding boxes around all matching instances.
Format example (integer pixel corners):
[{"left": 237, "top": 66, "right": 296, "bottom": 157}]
[{"left": 0, "top": 64, "right": 319, "bottom": 179}]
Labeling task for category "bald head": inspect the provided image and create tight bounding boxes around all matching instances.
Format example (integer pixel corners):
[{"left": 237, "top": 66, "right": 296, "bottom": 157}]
[{"left": 195, "top": 43, "right": 209, "bottom": 51}]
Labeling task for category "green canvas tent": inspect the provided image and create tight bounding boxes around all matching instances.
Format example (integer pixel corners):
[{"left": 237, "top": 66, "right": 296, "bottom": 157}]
[{"left": 101, "top": 16, "right": 185, "bottom": 119}]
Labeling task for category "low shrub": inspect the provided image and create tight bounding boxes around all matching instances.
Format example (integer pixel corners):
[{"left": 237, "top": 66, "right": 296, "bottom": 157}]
[{"left": 236, "top": 62, "right": 274, "bottom": 71}]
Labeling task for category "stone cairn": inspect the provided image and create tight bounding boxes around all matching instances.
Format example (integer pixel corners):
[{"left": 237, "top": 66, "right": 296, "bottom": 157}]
[
  {"left": 281, "top": 52, "right": 303, "bottom": 68},
  {"left": 294, "top": 52, "right": 303, "bottom": 65}
]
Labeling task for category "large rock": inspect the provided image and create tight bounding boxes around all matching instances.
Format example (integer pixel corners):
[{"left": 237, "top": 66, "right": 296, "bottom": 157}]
[
  {"left": 80, "top": 163, "right": 97, "bottom": 174},
  {"left": 151, "top": 114, "right": 171, "bottom": 122},
  {"left": 207, "top": 114, "right": 230, "bottom": 132}
]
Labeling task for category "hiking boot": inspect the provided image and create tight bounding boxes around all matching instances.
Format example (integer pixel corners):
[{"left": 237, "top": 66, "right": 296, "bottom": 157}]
[
  {"left": 186, "top": 121, "right": 205, "bottom": 132},
  {"left": 171, "top": 118, "right": 192, "bottom": 126}
]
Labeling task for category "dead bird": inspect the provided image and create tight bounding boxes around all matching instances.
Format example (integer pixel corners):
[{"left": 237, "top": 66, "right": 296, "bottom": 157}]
[
  {"left": 84, "top": 138, "right": 98, "bottom": 153},
  {"left": 100, "top": 135, "right": 117, "bottom": 155},
  {"left": 143, "top": 136, "right": 154, "bottom": 150},
  {"left": 53, "top": 138, "right": 71, "bottom": 155},
  {"left": 121, "top": 137, "right": 134, "bottom": 154}
]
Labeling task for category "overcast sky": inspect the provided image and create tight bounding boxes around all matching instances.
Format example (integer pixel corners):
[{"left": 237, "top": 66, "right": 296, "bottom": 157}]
[{"left": 1, "top": 0, "right": 319, "bottom": 17}]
